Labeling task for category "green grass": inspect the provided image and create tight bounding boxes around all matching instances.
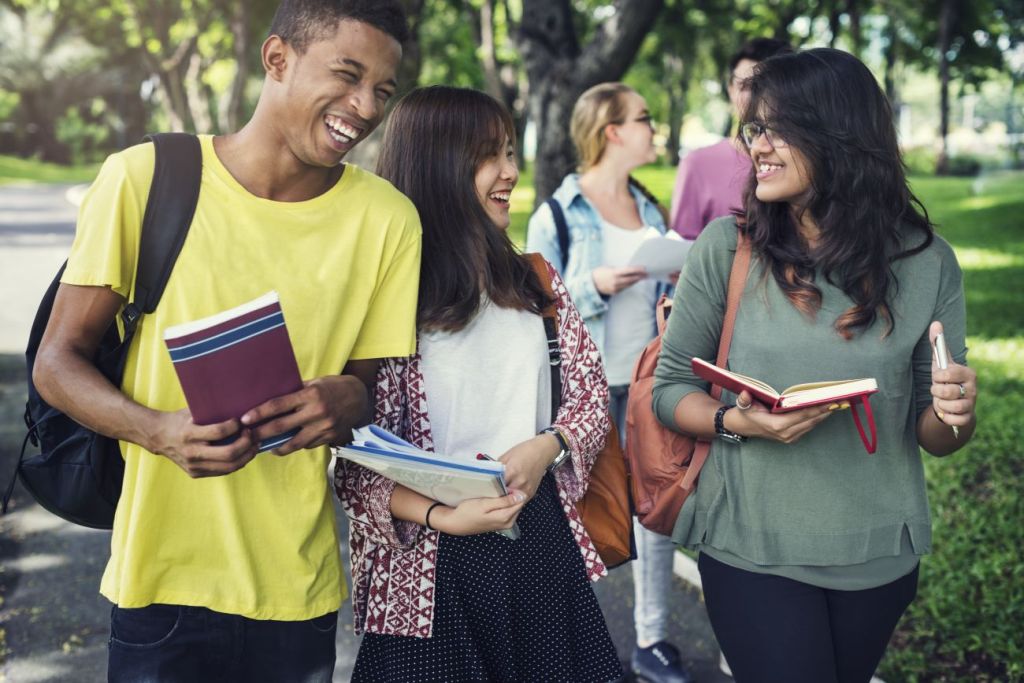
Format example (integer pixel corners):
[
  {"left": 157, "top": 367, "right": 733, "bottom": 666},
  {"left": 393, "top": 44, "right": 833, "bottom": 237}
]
[
  {"left": 880, "top": 171, "right": 1024, "bottom": 682},
  {"left": 0, "top": 154, "right": 99, "bottom": 185},
  {"left": 513, "top": 165, "right": 1024, "bottom": 681}
]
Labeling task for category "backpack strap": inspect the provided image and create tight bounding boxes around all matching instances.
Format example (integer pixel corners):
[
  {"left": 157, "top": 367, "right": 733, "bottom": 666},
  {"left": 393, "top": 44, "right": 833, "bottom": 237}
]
[
  {"left": 2, "top": 134, "right": 201, "bottom": 517},
  {"left": 545, "top": 198, "right": 571, "bottom": 272},
  {"left": 680, "top": 230, "right": 752, "bottom": 491},
  {"left": 526, "top": 253, "right": 561, "bottom": 422},
  {"left": 120, "top": 133, "right": 202, "bottom": 337}
]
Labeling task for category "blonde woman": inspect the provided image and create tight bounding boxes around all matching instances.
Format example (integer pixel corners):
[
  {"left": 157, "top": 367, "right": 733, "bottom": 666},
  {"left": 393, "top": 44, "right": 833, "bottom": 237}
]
[{"left": 526, "top": 82, "right": 692, "bottom": 683}]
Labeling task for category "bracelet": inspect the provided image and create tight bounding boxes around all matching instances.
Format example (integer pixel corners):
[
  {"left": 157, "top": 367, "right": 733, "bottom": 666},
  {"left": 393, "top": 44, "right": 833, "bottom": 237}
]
[{"left": 424, "top": 501, "right": 444, "bottom": 532}]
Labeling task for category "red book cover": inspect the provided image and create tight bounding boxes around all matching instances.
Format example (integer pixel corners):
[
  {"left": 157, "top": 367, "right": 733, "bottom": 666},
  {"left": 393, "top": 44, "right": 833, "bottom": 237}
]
[
  {"left": 691, "top": 357, "right": 879, "bottom": 453},
  {"left": 164, "top": 291, "right": 303, "bottom": 451}
]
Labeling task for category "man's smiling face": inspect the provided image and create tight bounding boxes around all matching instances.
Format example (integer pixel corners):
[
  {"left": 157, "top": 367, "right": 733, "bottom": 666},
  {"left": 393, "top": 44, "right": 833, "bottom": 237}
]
[{"left": 276, "top": 19, "right": 401, "bottom": 168}]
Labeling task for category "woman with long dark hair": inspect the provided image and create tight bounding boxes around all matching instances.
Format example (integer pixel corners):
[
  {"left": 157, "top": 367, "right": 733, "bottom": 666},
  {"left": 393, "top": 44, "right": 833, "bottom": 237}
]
[
  {"left": 652, "top": 48, "right": 978, "bottom": 682},
  {"left": 335, "top": 86, "right": 621, "bottom": 682}
]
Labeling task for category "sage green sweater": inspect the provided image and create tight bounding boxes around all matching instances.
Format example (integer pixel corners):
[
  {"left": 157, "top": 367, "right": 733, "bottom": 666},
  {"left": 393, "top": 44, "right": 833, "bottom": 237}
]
[{"left": 652, "top": 217, "right": 967, "bottom": 589}]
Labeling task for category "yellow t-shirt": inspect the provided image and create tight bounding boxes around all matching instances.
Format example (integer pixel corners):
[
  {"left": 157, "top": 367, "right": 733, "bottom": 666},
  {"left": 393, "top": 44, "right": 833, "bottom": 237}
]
[{"left": 62, "top": 135, "right": 421, "bottom": 620}]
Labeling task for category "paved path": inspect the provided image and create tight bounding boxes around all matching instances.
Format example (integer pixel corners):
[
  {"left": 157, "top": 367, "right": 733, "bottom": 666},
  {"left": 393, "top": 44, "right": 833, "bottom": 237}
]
[
  {"left": 0, "top": 184, "right": 78, "bottom": 355},
  {"left": 0, "top": 183, "right": 728, "bottom": 682}
]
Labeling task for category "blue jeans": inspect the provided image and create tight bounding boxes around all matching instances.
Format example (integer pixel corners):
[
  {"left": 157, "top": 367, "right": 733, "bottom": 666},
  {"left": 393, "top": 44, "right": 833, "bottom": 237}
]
[
  {"left": 107, "top": 603, "right": 337, "bottom": 683},
  {"left": 609, "top": 385, "right": 676, "bottom": 647}
]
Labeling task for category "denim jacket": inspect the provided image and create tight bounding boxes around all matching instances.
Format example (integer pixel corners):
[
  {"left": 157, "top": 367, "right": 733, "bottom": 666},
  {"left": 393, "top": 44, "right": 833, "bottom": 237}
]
[{"left": 525, "top": 173, "right": 671, "bottom": 355}]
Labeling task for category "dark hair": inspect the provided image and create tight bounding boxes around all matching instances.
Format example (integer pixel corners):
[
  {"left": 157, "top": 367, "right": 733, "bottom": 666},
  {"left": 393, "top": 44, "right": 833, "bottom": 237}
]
[
  {"left": 728, "top": 38, "right": 793, "bottom": 77},
  {"left": 377, "top": 86, "right": 551, "bottom": 333},
  {"left": 738, "top": 47, "right": 934, "bottom": 339},
  {"left": 269, "top": 0, "right": 410, "bottom": 52}
]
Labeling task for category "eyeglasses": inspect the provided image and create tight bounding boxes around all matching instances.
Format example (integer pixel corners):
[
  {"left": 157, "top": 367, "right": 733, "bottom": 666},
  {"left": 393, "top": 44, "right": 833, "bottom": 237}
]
[
  {"left": 740, "top": 122, "right": 788, "bottom": 148},
  {"left": 618, "top": 114, "right": 654, "bottom": 130}
]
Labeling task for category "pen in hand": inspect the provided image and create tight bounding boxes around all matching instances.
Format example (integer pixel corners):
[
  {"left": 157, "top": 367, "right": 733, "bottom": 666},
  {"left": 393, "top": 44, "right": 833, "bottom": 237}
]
[{"left": 933, "top": 332, "right": 959, "bottom": 439}]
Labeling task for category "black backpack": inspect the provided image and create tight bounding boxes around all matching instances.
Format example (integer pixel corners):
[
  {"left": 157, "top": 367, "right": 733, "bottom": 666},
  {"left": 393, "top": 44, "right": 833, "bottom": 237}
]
[{"left": 2, "top": 133, "right": 202, "bottom": 529}]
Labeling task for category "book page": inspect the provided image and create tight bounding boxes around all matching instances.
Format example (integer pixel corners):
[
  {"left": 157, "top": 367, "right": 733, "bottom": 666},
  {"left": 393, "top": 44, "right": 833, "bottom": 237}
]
[
  {"left": 337, "top": 449, "right": 506, "bottom": 506},
  {"left": 778, "top": 378, "right": 878, "bottom": 409},
  {"left": 164, "top": 290, "right": 279, "bottom": 340}
]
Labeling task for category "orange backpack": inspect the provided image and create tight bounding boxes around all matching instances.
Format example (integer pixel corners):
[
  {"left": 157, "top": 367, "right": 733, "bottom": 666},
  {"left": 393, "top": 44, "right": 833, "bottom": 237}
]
[
  {"left": 526, "top": 253, "right": 635, "bottom": 568},
  {"left": 625, "top": 234, "right": 751, "bottom": 536}
]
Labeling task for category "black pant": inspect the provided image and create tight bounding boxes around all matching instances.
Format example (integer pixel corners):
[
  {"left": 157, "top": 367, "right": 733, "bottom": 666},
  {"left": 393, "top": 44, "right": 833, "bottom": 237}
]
[
  {"left": 699, "top": 552, "right": 918, "bottom": 683},
  {"left": 107, "top": 603, "right": 338, "bottom": 683}
]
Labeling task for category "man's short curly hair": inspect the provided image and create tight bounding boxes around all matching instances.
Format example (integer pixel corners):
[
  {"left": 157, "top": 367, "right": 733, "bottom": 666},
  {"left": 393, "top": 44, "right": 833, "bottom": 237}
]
[{"left": 268, "top": 0, "right": 410, "bottom": 53}]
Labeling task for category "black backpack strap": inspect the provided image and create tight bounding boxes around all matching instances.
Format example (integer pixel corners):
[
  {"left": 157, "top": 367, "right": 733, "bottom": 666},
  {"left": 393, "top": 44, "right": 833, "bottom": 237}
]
[
  {"left": 545, "top": 198, "right": 570, "bottom": 272},
  {"left": 121, "top": 133, "right": 202, "bottom": 335}
]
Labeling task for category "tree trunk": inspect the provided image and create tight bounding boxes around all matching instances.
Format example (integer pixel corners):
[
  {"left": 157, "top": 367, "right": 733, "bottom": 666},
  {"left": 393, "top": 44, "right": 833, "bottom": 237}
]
[
  {"left": 470, "top": 0, "right": 529, "bottom": 166},
  {"left": 664, "top": 53, "right": 689, "bottom": 167},
  {"left": 846, "top": 0, "right": 863, "bottom": 56},
  {"left": 343, "top": 0, "right": 426, "bottom": 170},
  {"left": 518, "top": 0, "right": 664, "bottom": 204},
  {"left": 883, "top": 16, "right": 899, "bottom": 107},
  {"left": 1009, "top": 74, "right": 1021, "bottom": 169},
  {"left": 185, "top": 53, "right": 214, "bottom": 134},
  {"left": 828, "top": 3, "right": 841, "bottom": 47},
  {"left": 225, "top": 1, "right": 251, "bottom": 132},
  {"left": 935, "top": 0, "right": 955, "bottom": 175},
  {"left": 19, "top": 90, "right": 69, "bottom": 163}
]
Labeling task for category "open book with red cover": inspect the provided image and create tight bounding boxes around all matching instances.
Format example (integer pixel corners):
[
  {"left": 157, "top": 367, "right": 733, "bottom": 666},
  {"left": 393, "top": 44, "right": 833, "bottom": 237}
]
[
  {"left": 164, "top": 291, "right": 303, "bottom": 453},
  {"left": 691, "top": 357, "right": 878, "bottom": 453}
]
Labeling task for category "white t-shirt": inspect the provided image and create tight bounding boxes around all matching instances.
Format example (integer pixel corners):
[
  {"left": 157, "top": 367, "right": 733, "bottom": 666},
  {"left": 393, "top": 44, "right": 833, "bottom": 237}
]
[
  {"left": 420, "top": 296, "right": 552, "bottom": 460},
  {"left": 601, "top": 222, "right": 658, "bottom": 385}
]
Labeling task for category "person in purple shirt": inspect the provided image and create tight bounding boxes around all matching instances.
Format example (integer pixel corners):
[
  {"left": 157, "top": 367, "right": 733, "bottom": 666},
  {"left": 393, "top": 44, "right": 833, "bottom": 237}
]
[{"left": 669, "top": 39, "right": 793, "bottom": 240}]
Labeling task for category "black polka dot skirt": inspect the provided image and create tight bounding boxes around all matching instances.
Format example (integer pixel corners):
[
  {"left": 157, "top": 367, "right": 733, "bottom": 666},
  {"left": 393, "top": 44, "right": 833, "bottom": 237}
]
[{"left": 352, "top": 474, "right": 622, "bottom": 682}]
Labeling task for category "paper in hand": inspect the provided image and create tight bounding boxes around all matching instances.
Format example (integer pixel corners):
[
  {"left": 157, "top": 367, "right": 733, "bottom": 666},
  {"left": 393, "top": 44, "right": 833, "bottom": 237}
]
[{"left": 627, "top": 230, "right": 694, "bottom": 281}]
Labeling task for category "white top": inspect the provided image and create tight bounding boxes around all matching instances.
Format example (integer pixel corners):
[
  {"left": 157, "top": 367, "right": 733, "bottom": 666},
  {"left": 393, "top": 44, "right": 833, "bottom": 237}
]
[
  {"left": 419, "top": 296, "right": 552, "bottom": 460},
  {"left": 601, "top": 221, "right": 658, "bottom": 385}
]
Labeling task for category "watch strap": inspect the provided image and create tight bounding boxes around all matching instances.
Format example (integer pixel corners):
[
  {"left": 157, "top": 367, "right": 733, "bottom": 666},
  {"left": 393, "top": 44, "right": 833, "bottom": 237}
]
[
  {"left": 540, "top": 427, "right": 570, "bottom": 470},
  {"left": 714, "top": 405, "right": 746, "bottom": 443}
]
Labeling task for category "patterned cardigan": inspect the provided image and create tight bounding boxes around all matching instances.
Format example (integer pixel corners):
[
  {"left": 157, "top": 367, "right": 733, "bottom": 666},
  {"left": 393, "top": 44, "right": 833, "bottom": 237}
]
[{"left": 334, "top": 261, "right": 611, "bottom": 639}]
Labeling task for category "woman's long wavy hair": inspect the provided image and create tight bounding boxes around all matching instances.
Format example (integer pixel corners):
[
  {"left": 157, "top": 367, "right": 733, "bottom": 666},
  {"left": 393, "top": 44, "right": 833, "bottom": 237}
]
[
  {"left": 739, "top": 48, "right": 934, "bottom": 339},
  {"left": 376, "top": 86, "right": 551, "bottom": 333}
]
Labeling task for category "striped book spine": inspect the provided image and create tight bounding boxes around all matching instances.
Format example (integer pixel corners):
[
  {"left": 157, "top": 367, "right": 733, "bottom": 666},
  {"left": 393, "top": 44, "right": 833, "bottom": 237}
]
[{"left": 165, "top": 292, "right": 303, "bottom": 452}]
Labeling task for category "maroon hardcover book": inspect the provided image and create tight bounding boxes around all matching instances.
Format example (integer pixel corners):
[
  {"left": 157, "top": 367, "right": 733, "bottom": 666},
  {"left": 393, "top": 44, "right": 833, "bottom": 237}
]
[{"left": 164, "top": 291, "right": 303, "bottom": 451}]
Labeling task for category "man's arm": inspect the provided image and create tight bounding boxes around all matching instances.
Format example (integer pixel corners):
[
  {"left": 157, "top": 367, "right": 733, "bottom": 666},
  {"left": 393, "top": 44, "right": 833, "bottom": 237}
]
[
  {"left": 35, "top": 283, "right": 258, "bottom": 477},
  {"left": 243, "top": 358, "right": 379, "bottom": 455}
]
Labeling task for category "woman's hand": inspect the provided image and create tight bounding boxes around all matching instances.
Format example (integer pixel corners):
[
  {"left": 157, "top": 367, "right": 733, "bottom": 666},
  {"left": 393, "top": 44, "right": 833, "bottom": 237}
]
[
  {"left": 429, "top": 491, "right": 526, "bottom": 536},
  {"left": 498, "top": 435, "right": 560, "bottom": 502},
  {"left": 929, "top": 321, "right": 977, "bottom": 430},
  {"left": 725, "top": 390, "right": 833, "bottom": 444},
  {"left": 592, "top": 265, "right": 647, "bottom": 296}
]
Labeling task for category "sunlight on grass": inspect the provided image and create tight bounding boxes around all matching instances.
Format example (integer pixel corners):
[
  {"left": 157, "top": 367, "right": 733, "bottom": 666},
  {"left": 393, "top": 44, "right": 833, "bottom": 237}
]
[
  {"left": 968, "top": 337, "right": 1024, "bottom": 381},
  {"left": 954, "top": 194, "right": 1017, "bottom": 211},
  {"left": 955, "top": 248, "right": 1024, "bottom": 269}
]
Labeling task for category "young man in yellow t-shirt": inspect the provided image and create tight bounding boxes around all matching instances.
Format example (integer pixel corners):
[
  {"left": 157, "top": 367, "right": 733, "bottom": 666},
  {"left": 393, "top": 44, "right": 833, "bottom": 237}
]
[{"left": 32, "top": 2, "right": 421, "bottom": 680}]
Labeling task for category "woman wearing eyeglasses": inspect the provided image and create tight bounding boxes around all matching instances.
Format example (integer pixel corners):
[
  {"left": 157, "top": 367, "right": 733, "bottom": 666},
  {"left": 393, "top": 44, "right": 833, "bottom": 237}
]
[
  {"left": 527, "top": 83, "right": 695, "bottom": 683},
  {"left": 652, "top": 48, "right": 977, "bottom": 682}
]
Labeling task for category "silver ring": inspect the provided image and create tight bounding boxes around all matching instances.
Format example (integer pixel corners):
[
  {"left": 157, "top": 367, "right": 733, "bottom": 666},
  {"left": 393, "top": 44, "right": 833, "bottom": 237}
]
[
  {"left": 736, "top": 398, "right": 751, "bottom": 411},
  {"left": 958, "top": 383, "right": 966, "bottom": 398}
]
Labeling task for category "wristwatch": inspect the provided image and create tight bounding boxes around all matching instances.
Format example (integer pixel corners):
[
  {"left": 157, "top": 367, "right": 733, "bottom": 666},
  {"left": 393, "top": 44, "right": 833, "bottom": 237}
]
[
  {"left": 714, "top": 405, "right": 747, "bottom": 444},
  {"left": 540, "top": 427, "right": 571, "bottom": 471}
]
